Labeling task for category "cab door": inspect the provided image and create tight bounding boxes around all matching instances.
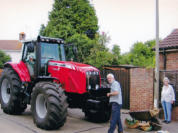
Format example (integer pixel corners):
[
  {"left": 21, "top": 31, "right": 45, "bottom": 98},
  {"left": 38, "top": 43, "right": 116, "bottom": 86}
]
[{"left": 22, "top": 42, "right": 36, "bottom": 79}]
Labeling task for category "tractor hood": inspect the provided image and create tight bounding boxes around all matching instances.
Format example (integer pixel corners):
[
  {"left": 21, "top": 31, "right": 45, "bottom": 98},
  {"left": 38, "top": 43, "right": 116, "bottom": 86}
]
[
  {"left": 48, "top": 60, "right": 100, "bottom": 94},
  {"left": 48, "top": 60, "right": 99, "bottom": 73}
]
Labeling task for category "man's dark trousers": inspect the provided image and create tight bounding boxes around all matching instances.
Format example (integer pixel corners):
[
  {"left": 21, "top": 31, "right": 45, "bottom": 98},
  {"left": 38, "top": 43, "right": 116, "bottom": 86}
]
[{"left": 108, "top": 102, "right": 123, "bottom": 133}]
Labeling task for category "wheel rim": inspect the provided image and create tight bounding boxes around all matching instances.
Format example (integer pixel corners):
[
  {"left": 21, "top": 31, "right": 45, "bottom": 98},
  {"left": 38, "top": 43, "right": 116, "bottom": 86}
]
[
  {"left": 1, "top": 78, "right": 11, "bottom": 104},
  {"left": 36, "top": 94, "right": 47, "bottom": 119}
]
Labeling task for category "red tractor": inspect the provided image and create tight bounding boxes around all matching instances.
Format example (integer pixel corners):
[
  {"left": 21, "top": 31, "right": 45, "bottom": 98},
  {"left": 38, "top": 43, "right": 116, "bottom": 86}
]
[{"left": 0, "top": 36, "right": 110, "bottom": 130}]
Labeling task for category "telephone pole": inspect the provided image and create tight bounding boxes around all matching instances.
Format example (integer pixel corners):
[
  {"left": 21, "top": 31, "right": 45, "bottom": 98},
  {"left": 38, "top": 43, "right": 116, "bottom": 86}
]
[{"left": 154, "top": 0, "right": 160, "bottom": 108}]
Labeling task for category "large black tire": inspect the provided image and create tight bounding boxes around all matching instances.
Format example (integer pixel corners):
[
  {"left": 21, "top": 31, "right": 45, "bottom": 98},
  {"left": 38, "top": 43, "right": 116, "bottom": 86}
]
[
  {"left": 0, "top": 67, "right": 27, "bottom": 114},
  {"left": 31, "top": 82, "right": 68, "bottom": 130}
]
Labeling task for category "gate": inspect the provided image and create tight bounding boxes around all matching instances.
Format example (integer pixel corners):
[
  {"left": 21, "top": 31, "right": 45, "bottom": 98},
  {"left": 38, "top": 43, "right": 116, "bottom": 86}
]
[
  {"left": 159, "top": 70, "right": 178, "bottom": 106},
  {"left": 101, "top": 67, "right": 130, "bottom": 109}
]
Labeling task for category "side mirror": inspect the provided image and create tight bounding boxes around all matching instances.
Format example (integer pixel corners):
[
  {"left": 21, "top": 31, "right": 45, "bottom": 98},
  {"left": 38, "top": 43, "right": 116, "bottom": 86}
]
[{"left": 27, "top": 43, "right": 34, "bottom": 52}]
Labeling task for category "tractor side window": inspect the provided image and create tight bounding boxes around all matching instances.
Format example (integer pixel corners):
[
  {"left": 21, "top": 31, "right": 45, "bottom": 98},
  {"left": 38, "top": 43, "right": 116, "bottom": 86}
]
[
  {"left": 22, "top": 44, "right": 28, "bottom": 61},
  {"left": 23, "top": 43, "right": 36, "bottom": 62},
  {"left": 60, "top": 44, "right": 66, "bottom": 61},
  {"left": 23, "top": 42, "right": 36, "bottom": 78},
  {"left": 65, "top": 45, "right": 77, "bottom": 62}
]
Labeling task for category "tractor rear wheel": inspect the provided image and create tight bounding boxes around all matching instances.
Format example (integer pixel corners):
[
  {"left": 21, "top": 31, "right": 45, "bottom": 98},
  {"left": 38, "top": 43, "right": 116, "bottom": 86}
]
[
  {"left": 0, "top": 67, "right": 27, "bottom": 114},
  {"left": 31, "top": 82, "right": 68, "bottom": 130}
]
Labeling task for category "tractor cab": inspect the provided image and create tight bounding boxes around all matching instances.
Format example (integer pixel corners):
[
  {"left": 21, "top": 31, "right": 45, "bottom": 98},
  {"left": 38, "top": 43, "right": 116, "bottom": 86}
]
[{"left": 22, "top": 36, "right": 76, "bottom": 79}]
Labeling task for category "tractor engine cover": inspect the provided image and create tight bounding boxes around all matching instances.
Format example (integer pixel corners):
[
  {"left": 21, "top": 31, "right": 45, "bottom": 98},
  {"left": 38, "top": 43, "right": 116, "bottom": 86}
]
[{"left": 48, "top": 60, "right": 100, "bottom": 94}]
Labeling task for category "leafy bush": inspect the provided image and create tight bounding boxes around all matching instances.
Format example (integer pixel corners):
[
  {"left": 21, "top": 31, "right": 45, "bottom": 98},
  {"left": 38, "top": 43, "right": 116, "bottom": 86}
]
[{"left": 0, "top": 50, "right": 11, "bottom": 68}]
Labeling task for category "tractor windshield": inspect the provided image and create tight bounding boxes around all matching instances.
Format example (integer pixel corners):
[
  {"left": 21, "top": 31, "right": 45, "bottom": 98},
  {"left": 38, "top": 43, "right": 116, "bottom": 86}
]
[
  {"left": 41, "top": 42, "right": 66, "bottom": 63},
  {"left": 40, "top": 42, "right": 66, "bottom": 75}
]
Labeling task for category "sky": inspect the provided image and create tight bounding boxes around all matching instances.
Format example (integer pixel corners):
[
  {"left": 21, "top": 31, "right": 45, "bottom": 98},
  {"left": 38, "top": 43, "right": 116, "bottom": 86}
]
[{"left": 0, "top": 0, "right": 178, "bottom": 53}]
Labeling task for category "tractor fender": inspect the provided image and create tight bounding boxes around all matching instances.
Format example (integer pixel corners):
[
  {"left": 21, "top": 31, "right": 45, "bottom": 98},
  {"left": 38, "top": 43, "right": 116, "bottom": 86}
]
[{"left": 4, "top": 61, "right": 31, "bottom": 82}]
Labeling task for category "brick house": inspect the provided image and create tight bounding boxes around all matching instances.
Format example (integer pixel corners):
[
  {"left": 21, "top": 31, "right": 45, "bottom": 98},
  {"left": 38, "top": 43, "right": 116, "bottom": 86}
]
[
  {"left": 125, "top": 29, "right": 178, "bottom": 120},
  {"left": 159, "top": 29, "right": 178, "bottom": 121},
  {"left": 102, "top": 29, "right": 178, "bottom": 121},
  {"left": 0, "top": 32, "right": 25, "bottom": 62},
  {"left": 159, "top": 29, "right": 178, "bottom": 70}
]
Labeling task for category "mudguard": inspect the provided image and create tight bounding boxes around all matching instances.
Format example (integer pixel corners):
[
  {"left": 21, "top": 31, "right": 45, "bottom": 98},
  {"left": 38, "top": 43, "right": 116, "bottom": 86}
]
[{"left": 4, "top": 61, "right": 31, "bottom": 82}]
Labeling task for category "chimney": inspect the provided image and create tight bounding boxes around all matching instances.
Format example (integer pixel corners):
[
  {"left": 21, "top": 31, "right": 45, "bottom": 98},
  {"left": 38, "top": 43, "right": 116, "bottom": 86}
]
[{"left": 19, "top": 32, "right": 26, "bottom": 41}]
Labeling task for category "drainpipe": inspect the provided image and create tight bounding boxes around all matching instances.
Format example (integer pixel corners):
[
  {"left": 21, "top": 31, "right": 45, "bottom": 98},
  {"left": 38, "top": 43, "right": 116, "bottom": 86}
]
[{"left": 163, "top": 49, "right": 167, "bottom": 70}]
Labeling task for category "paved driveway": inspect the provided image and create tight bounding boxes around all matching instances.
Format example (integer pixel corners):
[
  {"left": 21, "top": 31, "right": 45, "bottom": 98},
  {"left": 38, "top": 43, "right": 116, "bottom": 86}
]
[
  {"left": 0, "top": 106, "right": 177, "bottom": 133},
  {"left": 0, "top": 106, "right": 109, "bottom": 133}
]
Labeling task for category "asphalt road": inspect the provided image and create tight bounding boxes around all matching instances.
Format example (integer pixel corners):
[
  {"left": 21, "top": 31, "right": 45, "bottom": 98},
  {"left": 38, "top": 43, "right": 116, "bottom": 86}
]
[
  {"left": 0, "top": 106, "right": 110, "bottom": 133},
  {"left": 0, "top": 106, "right": 177, "bottom": 133}
]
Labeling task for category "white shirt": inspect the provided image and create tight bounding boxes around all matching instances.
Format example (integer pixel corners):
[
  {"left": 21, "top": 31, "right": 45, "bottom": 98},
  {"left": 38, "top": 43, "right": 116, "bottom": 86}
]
[
  {"left": 161, "top": 84, "right": 175, "bottom": 103},
  {"left": 109, "top": 80, "right": 122, "bottom": 105}
]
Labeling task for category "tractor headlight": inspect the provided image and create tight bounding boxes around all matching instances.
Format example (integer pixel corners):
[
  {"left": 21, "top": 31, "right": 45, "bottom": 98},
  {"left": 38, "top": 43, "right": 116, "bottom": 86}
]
[{"left": 86, "top": 71, "right": 100, "bottom": 91}]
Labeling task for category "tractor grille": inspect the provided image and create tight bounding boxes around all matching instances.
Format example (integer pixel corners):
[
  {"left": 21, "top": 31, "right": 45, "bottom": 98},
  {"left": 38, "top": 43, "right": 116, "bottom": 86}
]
[{"left": 86, "top": 71, "right": 100, "bottom": 91}]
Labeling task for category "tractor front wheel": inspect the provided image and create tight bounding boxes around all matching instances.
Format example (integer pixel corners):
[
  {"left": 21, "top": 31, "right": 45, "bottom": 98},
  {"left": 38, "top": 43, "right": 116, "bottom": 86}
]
[{"left": 31, "top": 82, "right": 68, "bottom": 130}]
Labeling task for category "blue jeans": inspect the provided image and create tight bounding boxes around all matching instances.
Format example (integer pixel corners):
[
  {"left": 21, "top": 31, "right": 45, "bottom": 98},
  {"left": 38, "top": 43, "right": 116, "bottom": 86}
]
[
  {"left": 162, "top": 101, "right": 172, "bottom": 122},
  {"left": 108, "top": 102, "right": 123, "bottom": 133}
]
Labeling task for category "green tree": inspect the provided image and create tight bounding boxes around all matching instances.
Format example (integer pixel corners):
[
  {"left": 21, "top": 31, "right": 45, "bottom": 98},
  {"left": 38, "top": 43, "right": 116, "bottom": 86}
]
[
  {"left": 120, "top": 40, "right": 155, "bottom": 67},
  {"left": 85, "top": 43, "right": 114, "bottom": 70},
  {"left": 119, "top": 52, "right": 131, "bottom": 65},
  {"left": 39, "top": 24, "right": 46, "bottom": 36},
  {"left": 98, "top": 32, "right": 111, "bottom": 46},
  {"left": 40, "top": 0, "right": 98, "bottom": 40},
  {"left": 66, "top": 33, "right": 95, "bottom": 62},
  {"left": 84, "top": 32, "right": 116, "bottom": 69},
  {"left": 112, "top": 45, "right": 121, "bottom": 65},
  {"left": 39, "top": 0, "right": 100, "bottom": 64},
  {"left": 0, "top": 50, "right": 11, "bottom": 68}
]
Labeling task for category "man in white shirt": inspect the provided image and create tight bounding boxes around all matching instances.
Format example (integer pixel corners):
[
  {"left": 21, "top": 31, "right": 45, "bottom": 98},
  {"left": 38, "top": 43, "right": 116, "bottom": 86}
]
[{"left": 107, "top": 73, "right": 123, "bottom": 133}]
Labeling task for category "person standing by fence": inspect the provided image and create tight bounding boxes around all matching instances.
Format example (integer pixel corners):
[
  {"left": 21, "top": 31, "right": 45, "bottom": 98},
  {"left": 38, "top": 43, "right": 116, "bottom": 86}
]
[
  {"left": 107, "top": 73, "right": 123, "bottom": 133},
  {"left": 161, "top": 77, "right": 175, "bottom": 124}
]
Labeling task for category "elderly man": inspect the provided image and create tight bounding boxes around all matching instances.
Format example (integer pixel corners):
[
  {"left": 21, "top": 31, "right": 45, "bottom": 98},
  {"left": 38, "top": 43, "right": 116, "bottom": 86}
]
[{"left": 107, "top": 73, "right": 123, "bottom": 133}]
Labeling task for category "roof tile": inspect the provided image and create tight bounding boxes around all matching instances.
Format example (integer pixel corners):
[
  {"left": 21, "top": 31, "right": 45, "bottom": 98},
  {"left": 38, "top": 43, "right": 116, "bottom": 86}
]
[
  {"left": 159, "top": 29, "right": 178, "bottom": 49},
  {"left": 0, "top": 40, "right": 22, "bottom": 50}
]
